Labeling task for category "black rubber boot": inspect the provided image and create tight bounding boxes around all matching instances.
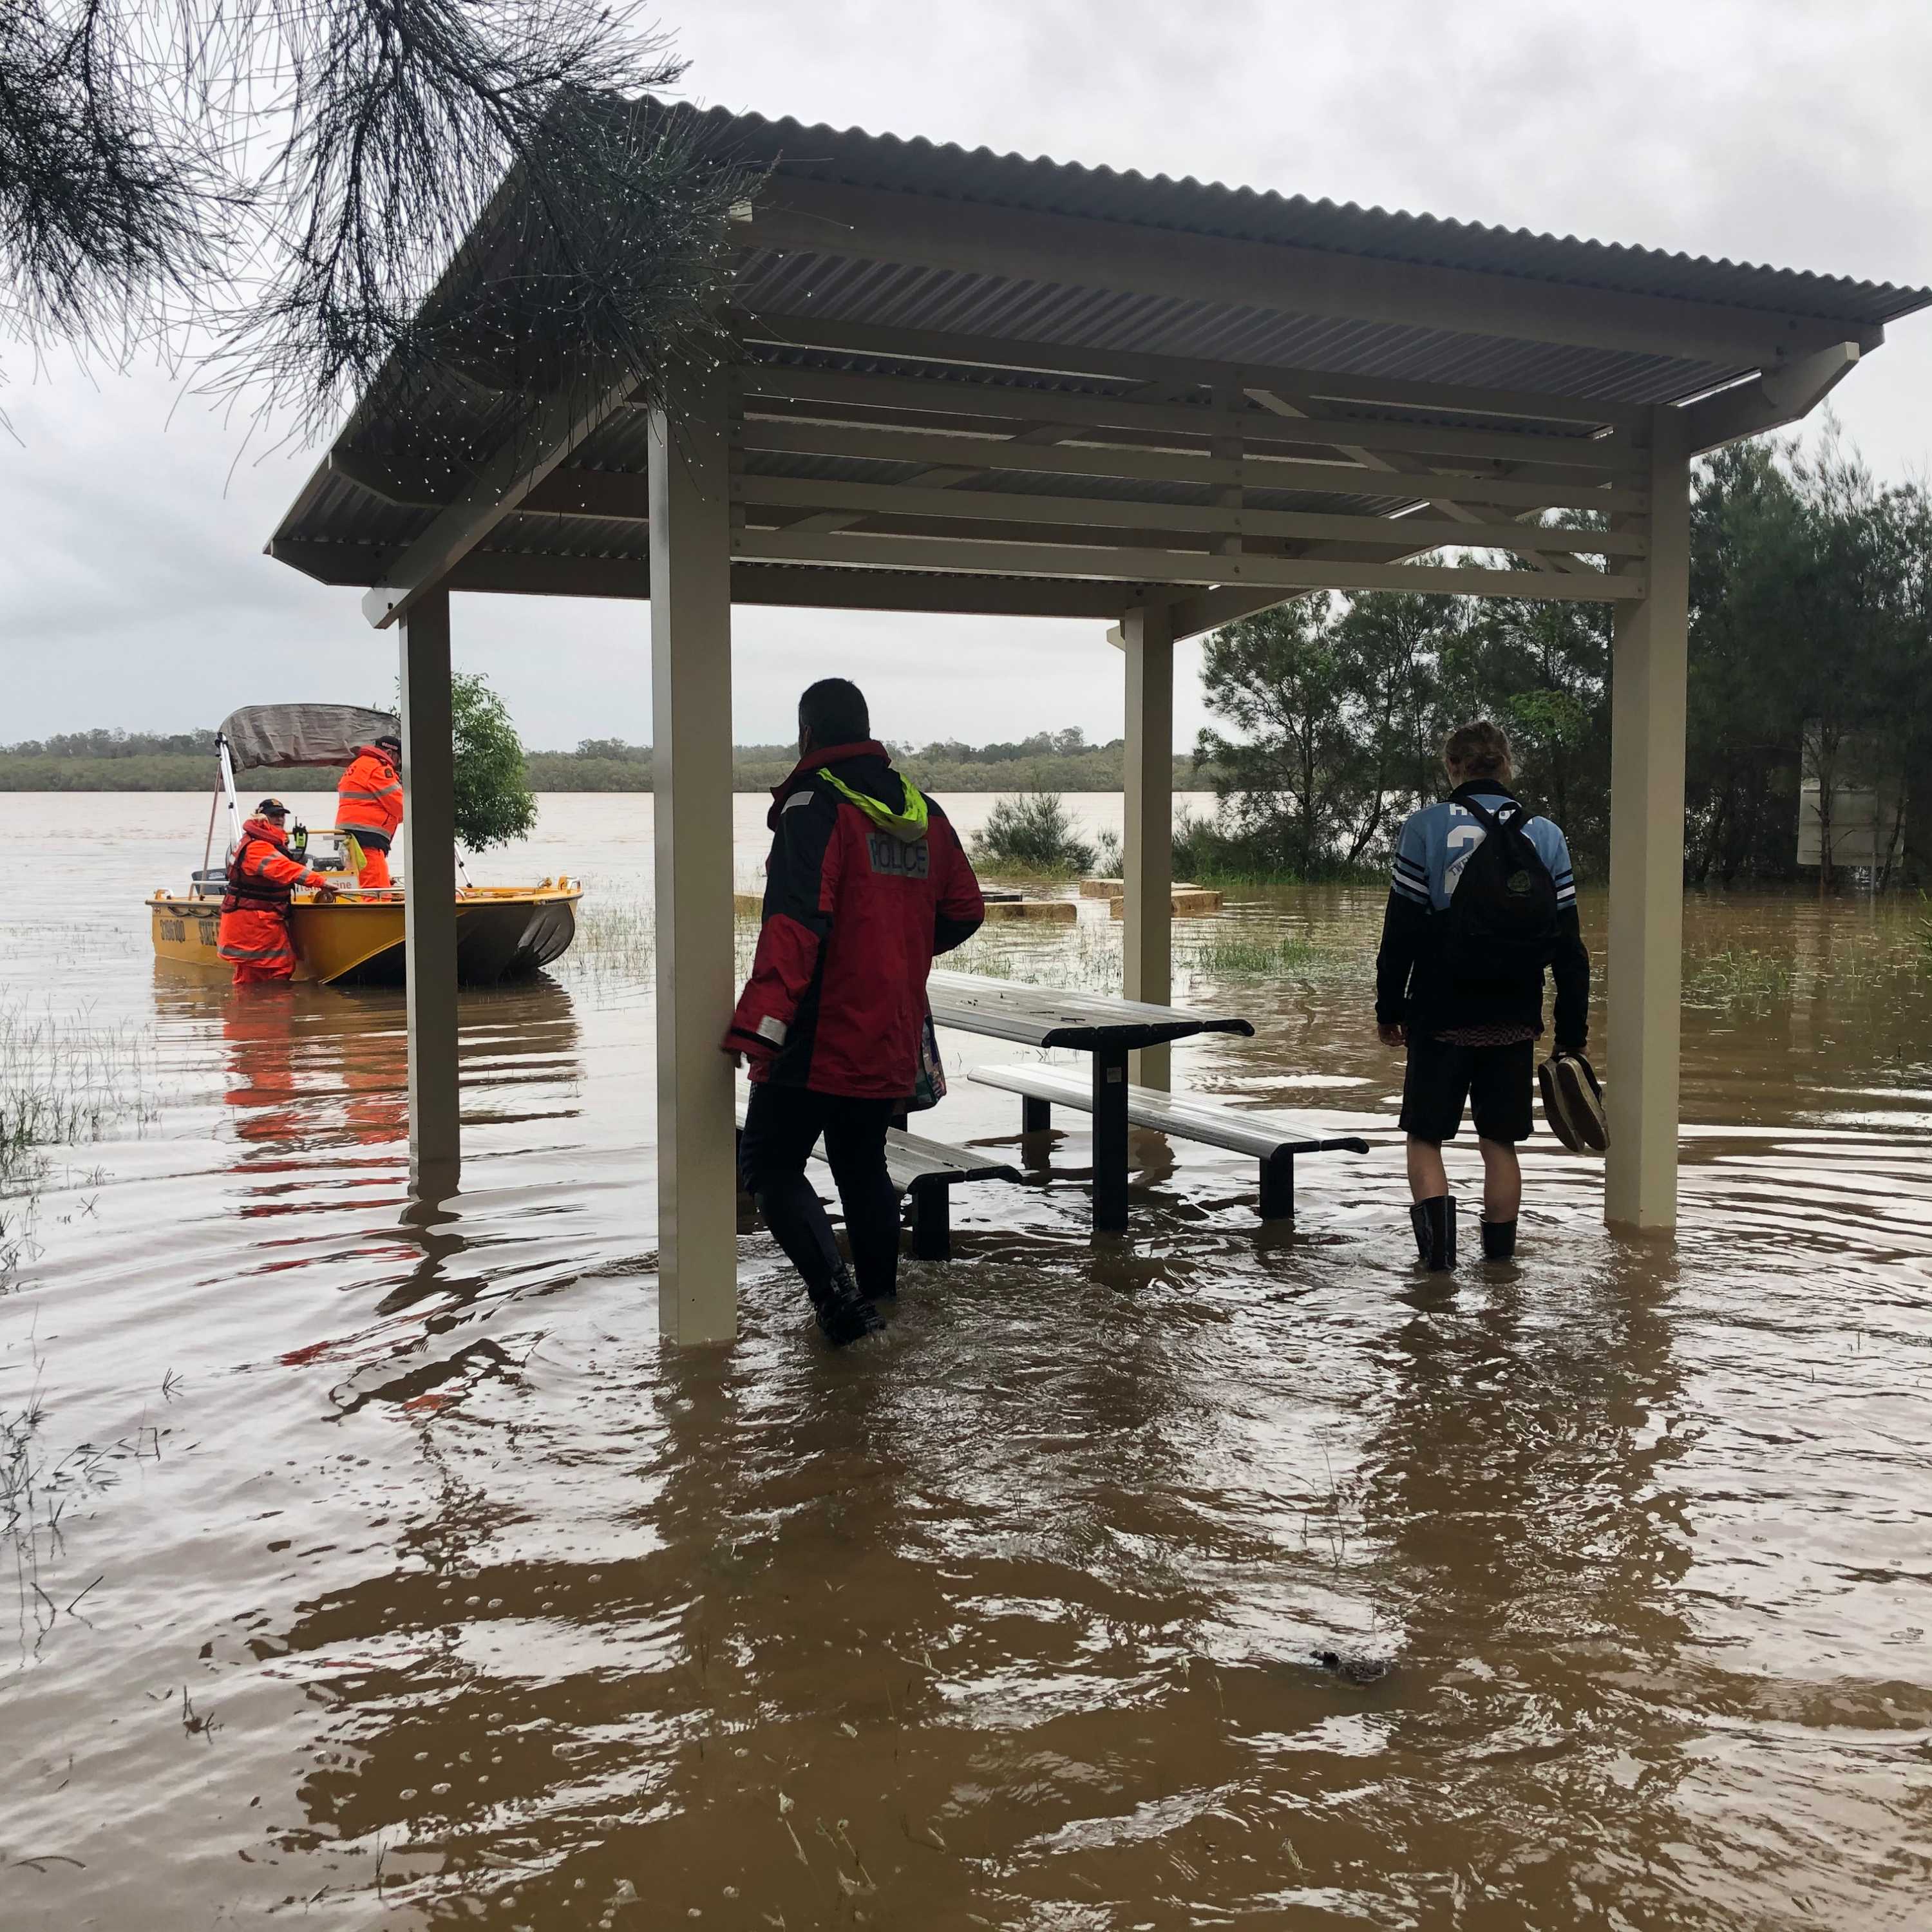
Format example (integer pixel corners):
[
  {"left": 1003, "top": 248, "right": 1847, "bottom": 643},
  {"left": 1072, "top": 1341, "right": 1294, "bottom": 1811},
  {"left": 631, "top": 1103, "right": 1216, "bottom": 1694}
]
[
  {"left": 1480, "top": 1216, "right": 1518, "bottom": 1262},
  {"left": 1408, "top": 1195, "right": 1456, "bottom": 1272},
  {"left": 810, "top": 1262, "right": 886, "bottom": 1347}
]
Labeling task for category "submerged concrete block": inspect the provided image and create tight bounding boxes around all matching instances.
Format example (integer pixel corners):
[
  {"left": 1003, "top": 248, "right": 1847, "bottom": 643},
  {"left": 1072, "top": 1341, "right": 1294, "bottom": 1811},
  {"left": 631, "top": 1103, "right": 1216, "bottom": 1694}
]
[
  {"left": 1108, "top": 888, "right": 1224, "bottom": 919},
  {"left": 981, "top": 898, "right": 1078, "bottom": 923}
]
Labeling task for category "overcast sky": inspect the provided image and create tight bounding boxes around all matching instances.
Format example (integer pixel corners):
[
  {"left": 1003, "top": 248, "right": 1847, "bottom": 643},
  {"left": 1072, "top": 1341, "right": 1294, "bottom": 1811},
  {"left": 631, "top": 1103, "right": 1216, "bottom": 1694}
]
[{"left": 5, "top": 0, "right": 1930, "bottom": 754}]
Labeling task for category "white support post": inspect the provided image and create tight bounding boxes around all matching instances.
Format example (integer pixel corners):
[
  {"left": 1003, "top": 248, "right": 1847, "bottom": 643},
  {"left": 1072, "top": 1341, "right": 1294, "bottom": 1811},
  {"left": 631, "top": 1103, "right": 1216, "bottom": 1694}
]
[
  {"left": 1604, "top": 408, "right": 1691, "bottom": 1229},
  {"left": 1122, "top": 601, "right": 1175, "bottom": 1088},
  {"left": 650, "top": 365, "right": 739, "bottom": 1344},
  {"left": 399, "top": 586, "right": 460, "bottom": 1195}
]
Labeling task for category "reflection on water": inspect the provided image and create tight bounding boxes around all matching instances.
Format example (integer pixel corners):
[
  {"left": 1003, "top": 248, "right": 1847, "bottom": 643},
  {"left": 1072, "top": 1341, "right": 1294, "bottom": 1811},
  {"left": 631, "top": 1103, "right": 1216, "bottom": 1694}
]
[{"left": 3, "top": 795, "right": 1931, "bottom": 1929}]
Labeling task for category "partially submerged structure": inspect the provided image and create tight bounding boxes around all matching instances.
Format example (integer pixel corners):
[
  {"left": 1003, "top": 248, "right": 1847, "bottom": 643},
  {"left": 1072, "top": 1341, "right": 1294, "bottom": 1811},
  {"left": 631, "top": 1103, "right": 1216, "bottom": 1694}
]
[{"left": 267, "top": 106, "right": 1931, "bottom": 1341}]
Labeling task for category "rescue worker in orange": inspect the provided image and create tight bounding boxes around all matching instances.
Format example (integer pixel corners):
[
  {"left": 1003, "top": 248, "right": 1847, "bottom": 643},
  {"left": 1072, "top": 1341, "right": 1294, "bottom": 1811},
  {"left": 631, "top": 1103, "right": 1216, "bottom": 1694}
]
[
  {"left": 336, "top": 733, "right": 404, "bottom": 889},
  {"left": 218, "top": 799, "right": 338, "bottom": 985}
]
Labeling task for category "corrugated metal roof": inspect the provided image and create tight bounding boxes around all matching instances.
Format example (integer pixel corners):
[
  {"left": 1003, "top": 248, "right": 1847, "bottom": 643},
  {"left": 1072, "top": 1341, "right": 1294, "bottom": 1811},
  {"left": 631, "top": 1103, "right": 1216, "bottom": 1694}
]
[{"left": 703, "top": 106, "right": 1929, "bottom": 326}]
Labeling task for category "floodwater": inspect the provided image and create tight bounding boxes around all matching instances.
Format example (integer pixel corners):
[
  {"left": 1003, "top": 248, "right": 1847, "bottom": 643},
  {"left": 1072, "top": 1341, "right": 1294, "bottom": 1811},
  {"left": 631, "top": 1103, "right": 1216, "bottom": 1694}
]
[{"left": 3, "top": 791, "right": 1929, "bottom": 1931}]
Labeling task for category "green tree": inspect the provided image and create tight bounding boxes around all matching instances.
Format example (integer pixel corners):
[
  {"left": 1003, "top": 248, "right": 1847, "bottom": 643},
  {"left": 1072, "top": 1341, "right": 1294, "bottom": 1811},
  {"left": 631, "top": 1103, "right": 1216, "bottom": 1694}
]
[
  {"left": 1196, "top": 600, "right": 1363, "bottom": 876},
  {"left": 388, "top": 672, "right": 538, "bottom": 853},
  {"left": 1438, "top": 585, "right": 1611, "bottom": 873},
  {"left": 971, "top": 793, "right": 1095, "bottom": 873},
  {"left": 450, "top": 674, "right": 538, "bottom": 853}
]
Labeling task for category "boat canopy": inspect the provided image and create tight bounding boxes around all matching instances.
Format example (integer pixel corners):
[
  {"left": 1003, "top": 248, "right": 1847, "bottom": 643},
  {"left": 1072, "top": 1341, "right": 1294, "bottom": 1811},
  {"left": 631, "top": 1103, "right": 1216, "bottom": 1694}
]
[{"left": 218, "top": 704, "right": 400, "bottom": 772}]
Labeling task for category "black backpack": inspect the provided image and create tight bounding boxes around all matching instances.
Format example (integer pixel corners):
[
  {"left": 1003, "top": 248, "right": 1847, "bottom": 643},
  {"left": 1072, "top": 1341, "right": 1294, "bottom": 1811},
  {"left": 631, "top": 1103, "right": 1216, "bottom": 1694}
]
[{"left": 1443, "top": 793, "right": 1561, "bottom": 982}]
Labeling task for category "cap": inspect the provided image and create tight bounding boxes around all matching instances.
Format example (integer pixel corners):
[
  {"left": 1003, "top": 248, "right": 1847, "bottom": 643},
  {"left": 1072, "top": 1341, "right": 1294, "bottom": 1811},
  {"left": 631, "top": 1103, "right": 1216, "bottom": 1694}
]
[
  {"left": 256, "top": 797, "right": 289, "bottom": 818},
  {"left": 374, "top": 734, "right": 402, "bottom": 753}
]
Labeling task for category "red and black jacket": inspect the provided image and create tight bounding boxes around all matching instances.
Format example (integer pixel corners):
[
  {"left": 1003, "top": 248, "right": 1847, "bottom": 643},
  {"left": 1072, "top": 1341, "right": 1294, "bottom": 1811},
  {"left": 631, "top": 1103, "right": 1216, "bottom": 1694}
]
[{"left": 726, "top": 743, "right": 984, "bottom": 1099}]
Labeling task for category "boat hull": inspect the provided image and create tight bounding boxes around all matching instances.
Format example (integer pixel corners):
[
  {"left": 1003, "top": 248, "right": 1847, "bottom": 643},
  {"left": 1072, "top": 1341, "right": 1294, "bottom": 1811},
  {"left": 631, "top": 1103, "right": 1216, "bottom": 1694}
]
[{"left": 149, "top": 887, "right": 582, "bottom": 985}]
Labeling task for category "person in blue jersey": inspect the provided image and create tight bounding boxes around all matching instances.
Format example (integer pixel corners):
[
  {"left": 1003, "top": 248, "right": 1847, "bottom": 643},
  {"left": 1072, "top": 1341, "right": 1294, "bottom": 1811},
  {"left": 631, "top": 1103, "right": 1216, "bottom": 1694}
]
[{"left": 1374, "top": 720, "right": 1591, "bottom": 1270}]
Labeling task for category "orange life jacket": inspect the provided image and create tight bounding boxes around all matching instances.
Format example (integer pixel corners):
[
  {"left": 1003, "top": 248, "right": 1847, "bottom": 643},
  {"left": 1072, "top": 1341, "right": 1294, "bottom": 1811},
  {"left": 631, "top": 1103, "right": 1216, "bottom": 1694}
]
[
  {"left": 337, "top": 746, "right": 403, "bottom": 848},
  {"left": 221, "top": 819, "right": 312, "bottom": 913}
]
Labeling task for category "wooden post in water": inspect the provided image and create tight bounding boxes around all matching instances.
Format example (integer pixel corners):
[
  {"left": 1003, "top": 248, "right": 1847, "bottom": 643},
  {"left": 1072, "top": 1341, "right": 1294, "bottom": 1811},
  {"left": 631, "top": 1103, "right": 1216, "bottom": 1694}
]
[
  {"left": 400, "top": 585, "right": 460, "bottom": 1195},
  {"left": 1122, "top": 600, "right": 1175, "bottom": 1091},
  {"left": 650, "top": 364, "right": 739, "bottom": 1344},
  {"left": 1604, "top": 408, "right": 1690, "bottom": 1229}
]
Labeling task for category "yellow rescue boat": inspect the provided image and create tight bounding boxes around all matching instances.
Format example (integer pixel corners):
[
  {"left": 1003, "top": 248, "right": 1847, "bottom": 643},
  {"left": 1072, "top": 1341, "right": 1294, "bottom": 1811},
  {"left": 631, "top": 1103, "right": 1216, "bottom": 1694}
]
[
  {"left": 149, "top": 878, "right": 582, "bottom": 984},
  {"left": 149, "top": 701, "right": 582, "bottom": 985}
]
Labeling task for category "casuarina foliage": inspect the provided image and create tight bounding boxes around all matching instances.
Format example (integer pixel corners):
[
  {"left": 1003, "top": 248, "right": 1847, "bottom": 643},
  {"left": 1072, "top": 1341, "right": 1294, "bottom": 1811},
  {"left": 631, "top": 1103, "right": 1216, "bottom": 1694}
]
[{"left": 0, "top": 3, "right": 755, "bottom": 440}]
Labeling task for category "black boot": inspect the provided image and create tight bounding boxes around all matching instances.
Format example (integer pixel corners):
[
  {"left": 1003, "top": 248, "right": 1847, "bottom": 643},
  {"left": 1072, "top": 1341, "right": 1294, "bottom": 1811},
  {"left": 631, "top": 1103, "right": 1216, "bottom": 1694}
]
[
  {"left": 1480, "top": 1216, "right": 1518, "bottom": 1263},
  {"left": 810, "top": 1262, "right": 886, "bottom": 1347},
  {"left": 1408, "top": 1195, "right": 1456, "bottom": 1272}
]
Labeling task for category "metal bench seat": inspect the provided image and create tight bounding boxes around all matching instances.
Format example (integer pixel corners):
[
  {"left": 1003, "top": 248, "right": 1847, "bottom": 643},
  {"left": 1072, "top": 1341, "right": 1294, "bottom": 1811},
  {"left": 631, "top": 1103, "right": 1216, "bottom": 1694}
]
[
  {"left": 735, "top": 1099, "right": 1018, "bottom": 1259},
  {"left": 970, "top": 1063, "right": 1369, "bottom": 1222}
]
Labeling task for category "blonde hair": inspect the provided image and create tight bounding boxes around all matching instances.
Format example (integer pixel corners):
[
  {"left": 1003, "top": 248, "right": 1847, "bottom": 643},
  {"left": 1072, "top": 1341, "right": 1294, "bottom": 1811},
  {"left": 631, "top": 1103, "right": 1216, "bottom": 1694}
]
[{"left": 1443, "top": 719, "right": 1514, "bottom": 783}]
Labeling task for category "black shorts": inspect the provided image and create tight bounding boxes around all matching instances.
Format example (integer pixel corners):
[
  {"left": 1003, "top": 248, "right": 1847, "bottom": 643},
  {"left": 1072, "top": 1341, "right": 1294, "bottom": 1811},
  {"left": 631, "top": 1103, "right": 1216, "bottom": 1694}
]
[{"left": 1399, "top": 1035, "right": 1535, "bottom": 1144}]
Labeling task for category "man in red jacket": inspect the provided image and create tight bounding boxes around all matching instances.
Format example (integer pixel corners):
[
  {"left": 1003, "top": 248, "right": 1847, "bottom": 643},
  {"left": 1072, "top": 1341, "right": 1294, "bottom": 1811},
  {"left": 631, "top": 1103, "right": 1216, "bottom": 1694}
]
[{"left": 726, "top": 678, "right": 985, "bottom": 1344}]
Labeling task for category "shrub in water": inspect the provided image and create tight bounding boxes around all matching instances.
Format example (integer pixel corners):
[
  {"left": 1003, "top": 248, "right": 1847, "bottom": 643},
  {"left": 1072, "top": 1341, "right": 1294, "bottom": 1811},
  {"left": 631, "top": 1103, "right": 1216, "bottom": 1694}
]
[{"left": 972, "top": 793, "right": 1096, "bottom": 873}]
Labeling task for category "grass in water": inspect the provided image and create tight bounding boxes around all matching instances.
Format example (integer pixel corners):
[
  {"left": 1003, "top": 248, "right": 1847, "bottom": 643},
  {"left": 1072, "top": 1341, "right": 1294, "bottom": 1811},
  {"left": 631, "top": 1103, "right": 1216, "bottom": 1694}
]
[
  {"left": 0, "top": 1002, "right": 160, "bottom": 1186},
  {"left": 1685, "top": 948, "right": 1793, "bottom": 1010},
  {"left": 1180, "top": 931, "right": 1321, "bottom": 976}
]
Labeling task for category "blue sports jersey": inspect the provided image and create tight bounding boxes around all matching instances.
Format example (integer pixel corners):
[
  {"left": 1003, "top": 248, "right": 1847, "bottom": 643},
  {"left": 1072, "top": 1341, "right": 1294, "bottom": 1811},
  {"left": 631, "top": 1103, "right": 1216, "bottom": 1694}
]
[{"left": 1388, "top": 781, "right": 1578, "bottom": 915}]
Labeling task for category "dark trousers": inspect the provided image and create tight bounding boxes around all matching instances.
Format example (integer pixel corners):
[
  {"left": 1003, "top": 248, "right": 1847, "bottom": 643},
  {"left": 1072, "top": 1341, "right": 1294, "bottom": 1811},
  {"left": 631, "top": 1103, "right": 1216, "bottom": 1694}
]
[{"left": 739, "top": 1083, "right": 902, "bottom": 1302}]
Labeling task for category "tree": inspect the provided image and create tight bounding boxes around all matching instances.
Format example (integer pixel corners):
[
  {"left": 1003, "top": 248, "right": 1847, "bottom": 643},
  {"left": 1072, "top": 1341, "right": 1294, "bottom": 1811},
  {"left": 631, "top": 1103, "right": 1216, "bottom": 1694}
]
[
  {"left": 1197, "top": 600, "right": 1360, "bottom": 876},
  {"left": 1, "top": 3, "right": 752, "bottom": 439},
  {"left": 971, "top": 793, "right": 1095, "bottom": 874},
  {"left": 450, "top": 673, "right": 537, "bottom": 853},
  {"left": 388, "top": 670, "right": 536, "bottom": 851},
  {"left": 1438, "top": 583, "right": 1611, "bottom": 869},
  {"left": 1197, "top": 593, "right": 1467, "bottom": 878}
]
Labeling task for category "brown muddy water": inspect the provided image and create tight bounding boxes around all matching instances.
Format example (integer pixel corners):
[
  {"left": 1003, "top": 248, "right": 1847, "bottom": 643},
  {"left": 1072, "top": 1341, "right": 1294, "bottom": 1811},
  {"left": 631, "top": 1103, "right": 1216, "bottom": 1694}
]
[{"left": 3, "top": 791, "right": 1930, "bottom": 1931}]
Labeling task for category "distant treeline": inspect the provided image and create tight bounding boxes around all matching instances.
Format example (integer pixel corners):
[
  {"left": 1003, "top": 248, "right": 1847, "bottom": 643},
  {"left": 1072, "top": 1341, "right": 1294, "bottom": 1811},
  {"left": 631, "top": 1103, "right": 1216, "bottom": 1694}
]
[{"left": 0, "top": 727, "right": 1202, "bottom": 793}]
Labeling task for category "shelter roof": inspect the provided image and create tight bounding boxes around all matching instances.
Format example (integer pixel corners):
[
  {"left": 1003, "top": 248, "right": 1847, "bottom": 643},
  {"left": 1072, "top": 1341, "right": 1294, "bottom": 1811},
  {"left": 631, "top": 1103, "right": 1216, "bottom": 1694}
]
[{"left": 269, "top": 104, "right": 1932, "bottom": 622}]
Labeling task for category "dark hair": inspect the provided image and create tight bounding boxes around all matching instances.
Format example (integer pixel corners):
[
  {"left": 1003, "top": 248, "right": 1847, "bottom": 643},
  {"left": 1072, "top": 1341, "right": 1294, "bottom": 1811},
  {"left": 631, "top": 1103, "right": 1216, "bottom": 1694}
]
[
  {"left": 1443, "top": 719, "right": 1514, "bottom": 782},
  {"left": 799, "top": 677, "right": 869, "bottom": 748}
]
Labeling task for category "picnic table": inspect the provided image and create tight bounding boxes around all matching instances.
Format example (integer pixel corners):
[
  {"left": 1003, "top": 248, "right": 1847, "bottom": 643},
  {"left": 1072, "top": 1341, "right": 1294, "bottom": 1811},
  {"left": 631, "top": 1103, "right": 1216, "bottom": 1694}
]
[{"left": 925, "top": 970, "right": 1255, "bottom": 1230}]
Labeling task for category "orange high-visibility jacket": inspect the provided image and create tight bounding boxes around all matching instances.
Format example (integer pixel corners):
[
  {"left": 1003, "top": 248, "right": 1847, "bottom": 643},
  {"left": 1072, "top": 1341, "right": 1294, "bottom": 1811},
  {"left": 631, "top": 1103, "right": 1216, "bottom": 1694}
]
[
  {"left": 218, "top": 818, "right": 328, "bottom": 972},
  {"left": 336, "top": 746, "right": 403, "bottom": 849}
]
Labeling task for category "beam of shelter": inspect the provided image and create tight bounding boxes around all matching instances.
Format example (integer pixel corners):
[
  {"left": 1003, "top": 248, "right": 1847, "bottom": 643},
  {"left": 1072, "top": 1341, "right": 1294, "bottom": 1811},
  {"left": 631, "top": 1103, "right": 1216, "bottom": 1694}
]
[
  {"left": 1151, "top": 346, "right": 1851, "bottom": 641},
  {"left": 737, "top": 418, "right": 1649, "bottom": 513},
  {"left": 1240, "top": 381, "right": 1586, "bottom": 574},
  {"left": 733, "top": 311, "right": 1649, "bottom": 431},
  {"left": 334, "top": 425, "right": 1648, "bottom": 533},
  {"left": 730, "top": 475, "right": 1647, "bottom": 558},
  {"left": 1679, "top": 342, "right": 1861, "bottom": 455},
  {"left": 743, "top": 179, "right": 1876, "bottom": 368},
  {"left": 358, "top": 378, "right": 639, "bottom": 630},
  {"left": 269, "top": 538, "right": 1136, "bottom": 616},
  {"left": 1121, "top": 601, "right": 1175, "bottom": 1092},
  {"left": 730, "top": 368, "right": 1645, "bottom": 472},
  {"left": 733, "top": 529, "right": 1642, "bottom": 601},
  {"left": 771, "top": 379, "right": 1185, "bottom": 537}
]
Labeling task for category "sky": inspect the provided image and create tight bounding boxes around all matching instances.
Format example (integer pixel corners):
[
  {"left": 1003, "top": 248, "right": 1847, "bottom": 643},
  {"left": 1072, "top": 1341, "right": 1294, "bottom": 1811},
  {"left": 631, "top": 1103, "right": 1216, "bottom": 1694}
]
[{"left": 5, "top": 0, "right": 1931, "bottom": 754}]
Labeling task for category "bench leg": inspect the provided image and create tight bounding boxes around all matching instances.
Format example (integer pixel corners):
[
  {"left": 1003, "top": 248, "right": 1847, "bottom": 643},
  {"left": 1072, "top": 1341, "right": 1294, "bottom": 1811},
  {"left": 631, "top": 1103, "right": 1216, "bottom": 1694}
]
[
  {"left": 1258, "top": 1151, "right": 1294, "bottom": 1222},
  {"left": 910, "top": 1184, "right": 950, "bottom": 1261},
  {"left": 1021, "top": 1095, "right": 1051, "bottom": 1135},
  {"left": 1092, "top": 1049, "right": 1130, "bottom": 1233}
]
